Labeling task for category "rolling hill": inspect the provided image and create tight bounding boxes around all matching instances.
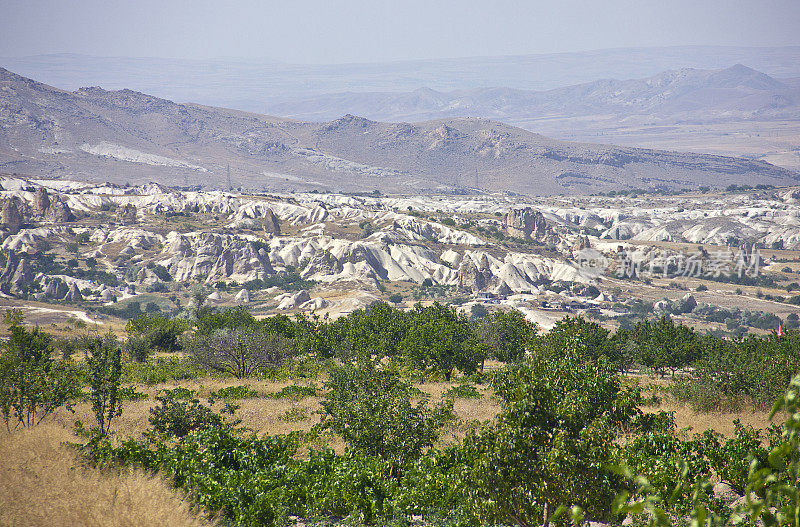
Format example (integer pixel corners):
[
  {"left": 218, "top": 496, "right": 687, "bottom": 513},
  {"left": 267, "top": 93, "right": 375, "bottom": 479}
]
[{"left": 0, "top": 67, "right": 796, "bottom": 195}]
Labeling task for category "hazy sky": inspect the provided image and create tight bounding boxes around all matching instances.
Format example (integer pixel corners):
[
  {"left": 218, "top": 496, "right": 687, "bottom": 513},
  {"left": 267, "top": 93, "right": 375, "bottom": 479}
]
[{"left": 2, "top": 0, "right": 800, "bottom": 63}]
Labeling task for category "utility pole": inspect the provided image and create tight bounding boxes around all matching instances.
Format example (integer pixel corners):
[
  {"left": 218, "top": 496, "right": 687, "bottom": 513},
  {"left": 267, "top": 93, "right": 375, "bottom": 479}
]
[{"left": 226, "top": 164, "right": 232, "bottom": 192}]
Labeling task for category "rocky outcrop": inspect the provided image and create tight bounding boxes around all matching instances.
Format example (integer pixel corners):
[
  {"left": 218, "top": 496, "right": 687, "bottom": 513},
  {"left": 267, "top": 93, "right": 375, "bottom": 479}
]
[
  {"left": 162, "top": 231, "right": 275, "bottom": 283},
  {"left": 1, "top": 198, "right": 23, "bottom": 234},
  {"left": 277, "top": 290, "right": 311, "bottom": 310},
  {"left": 457, "top": 255, "right": 494, "bottom": 292},
  {"left": 62, "top": 282, "right": 83, "bottom": 302},
  {"left": 235, "top": 288, "right": 250, "bottom": 303},
  {"left": 263, "top": 208, "right": 281, "bottom": 235},
  {"left": 504, "top": 207, "right": 549, "bottom": 240},
  {"left": 573, "top": 234, "right": 591, "bottom": 252},
  {"left": 712, "top": 482, "right": 740, "bottom": 505},
  {"left": 33, "top": 187, "right": 51, "bottom": 216},
  {"left": 44, "top": 195, "right": 75, "bottom": 223},
  {"left": 43, "top": 277, "right": 69, "bottom": 299},
  {"left": 9, "top": 258, "right": 32, "bottom": 296}
]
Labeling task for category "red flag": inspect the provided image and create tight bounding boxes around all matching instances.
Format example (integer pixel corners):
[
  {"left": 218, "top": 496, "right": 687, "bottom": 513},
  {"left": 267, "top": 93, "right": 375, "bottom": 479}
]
[{"left": 778, "top": 323, "right": 784, "bottom": 337}]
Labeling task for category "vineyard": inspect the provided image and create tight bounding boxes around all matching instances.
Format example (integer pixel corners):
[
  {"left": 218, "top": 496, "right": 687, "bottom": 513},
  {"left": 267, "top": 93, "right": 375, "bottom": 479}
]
[{"left": 2, "top": 303, "right": 800, "bottom": 527}]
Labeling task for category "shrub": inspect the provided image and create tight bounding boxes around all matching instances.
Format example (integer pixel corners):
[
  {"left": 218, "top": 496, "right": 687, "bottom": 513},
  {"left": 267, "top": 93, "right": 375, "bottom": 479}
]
[
  {"left": 317, "top": 362, "right": 454, "bottom": 472},
  {"left": 121, "top": 357, "right": 201, "bottom": 385},
  {"left": 443, "top": 384, "right": 482, "bottom": 399},
  {"left": 210, "top": 385, "right": 260, "bottom": 399},
  {"left": 270, "top": 384, "right": 317, "bottom": 399},
  {"left": 125, "top": 314, "right": 187, "bottom": 353},
  {"left": 148, "top": 392, "right": 237, "bottom": 438},
  {"left": 123, "top": 335, "right": 151, "bottom": 363},
  {"left": 278, "top": 406, "right": 309, "bottom": 422},
  {"left": 0, "top": 326, "right": 81, "bottom": 430},
  {"left": 118, "top": 386, "right": 148, "bottom": 401},
  {"left": 86, "top": 335, "right": 123, "bottom": 434},
  {"left": 159, "top": 387, "right": 196, "bottom": 400},
  {"left": 466, "top": 355, "right": 640, "bottom": 525}
]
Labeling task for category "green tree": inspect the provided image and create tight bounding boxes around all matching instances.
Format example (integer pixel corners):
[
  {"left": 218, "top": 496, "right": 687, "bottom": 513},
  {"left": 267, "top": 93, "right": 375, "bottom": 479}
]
[
  {"left": 86, "top": 334, "right": 123, "bottom": 434},
  {"left": 401, "top": 302, "right": 483, "bottom": 380},
  {"left": 466, "top": 355, "right": 640, "bottom": 526},
  {"left": 3, "top": 308, "right": 24, "bottom": 327},
  {"left": 478, "top": 309, "right": 538, "bottom": 363},
  {"left": 317, "top": 362, "right": 453, "bottom": 475},
  {"left": 631, "top": 316, "right": 701, "bottom": 377},
  {"left": 537, "top": 316, "right": 619, "bottom": 365},
  {"left": 0, "top": 326, "right": 80, "bottom": 431},
  {"left": 125, "top": 314, "right": 188, "bottom": 355}
]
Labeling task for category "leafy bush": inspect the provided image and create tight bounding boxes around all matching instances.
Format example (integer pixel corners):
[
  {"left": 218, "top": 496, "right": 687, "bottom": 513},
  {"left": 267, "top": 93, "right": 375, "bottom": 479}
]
[
  {"left": 125, "top": 314, "right": 188, "bottom": 353},
  {"left": 0, "top": 325, "right": 81, "bottom": 430},
  {"left": 466, "top": 355, "right": 640, "bottom": 525},
  {"left": 210, "top": 384, "right": 260, "bottom": 399},
  {"left": 118, "top": 386, "right": 148, "bottom": 401},
  {"left": 159, "top": 387, "right": 196, "bottom": 400},
  {"left": 624, "top": 432, "right": 711, "bottom": 511},
  {"left": 317, "top": 363, "right": 454, "bottom": 472},
  {"left": 148, "top": 392, "right": 237, "bottom": 438},
  {"left": 443, "top": 384, "right": 482, "bottom": 399},
  {"left": 278, "top": 406, "right": 309, "bottom": 422},
  {"left": 121, "top": 357, "right": 202, "bottom": 385},
  {"left": 270, "top": 384, "right": 317, "bottom": 399},
  {"left": 695, "top": 420, "right": 771, "bottom": 493},
  {"left": 86, "top": 334, "right": 123, "bottom": 433}
]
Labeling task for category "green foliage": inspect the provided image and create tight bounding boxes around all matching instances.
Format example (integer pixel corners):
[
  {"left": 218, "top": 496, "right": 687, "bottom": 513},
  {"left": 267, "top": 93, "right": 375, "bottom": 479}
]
[
  {"left": 125, "top": 314, "right": 188, "bottom": 354},
  {"left": 624, "top": 432, "right": 712, "bottom": 511},
  {"left": 317, "top": 363, "right": 454, "bottom": 472},
  {"left": 401, "top": 303, "right": 484, "bottom": 381},
  {"left": 148, "top": 392, "right": 238, "bottom": 438},
  {"left": 278, "top": 406, "right": 309, "bottom": 422},
  {"left": 3, "top": 308, "right": 24, "bottom": 327},
  {"left": 210, "top": 385, "right": 261, "bottom": 399},
  {"left": 614, "top": 375, "right": 800, "bottom": 527},
  {"left": 536, "top": 316, "right": 620, "bottom": 366},
  {"left": 196, "top": 307, "right": 258, "bottom": 336},
  {"left": 241, "top": 272, "right": 316, "bottom": 292},
  {"left": 673, "top": 331, "right": 800, "bottom": 410},
  {"left": 0, "top": 325, "right": 80, "bottom": 431},
  {"left": 477, "top": 309, "right": 537, "bottom": 363},
  {"left": 466, "top": 355, "right": 640, "bottom": 526},
  {"left": 118, "top": 386, "right": 148, "bottom": 401},
  {"left": 86, "top": 334, "right": 123, "bottom": 433},
  {"left": 159, "top": 387, "right": 197, "bottom": 400},
  {"left": 696, "top": 420, "right": 771, "bottom": 494},
  {"left": 443, "top": 384, "right": 482, "bottom": 399},
  {"left": 627, "top": 316, "right": 701, "bottom": 376},
  {"left": 121, "top": 357, "right": 202, "bottom": 385},
  {"left": 270, "top": 384, "right": 317, "bottom": 399}
]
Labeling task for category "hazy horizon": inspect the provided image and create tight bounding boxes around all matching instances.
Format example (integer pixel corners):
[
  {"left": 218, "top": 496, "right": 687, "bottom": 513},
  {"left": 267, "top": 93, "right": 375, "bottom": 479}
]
[{"left": 2, "top": 0, "right": 800, "bottom": 64}]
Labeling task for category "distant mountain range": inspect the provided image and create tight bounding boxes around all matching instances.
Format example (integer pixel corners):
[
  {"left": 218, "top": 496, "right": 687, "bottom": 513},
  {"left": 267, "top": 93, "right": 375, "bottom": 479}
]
[
  {"left": 0, "top": 67, "right": 797, "bottom": 195},
  {"left": 261, "top": 64, "right": 800, "bottom": 124},
  {"left": 3, "top": 46, "right": 800, "bottom": 112}
]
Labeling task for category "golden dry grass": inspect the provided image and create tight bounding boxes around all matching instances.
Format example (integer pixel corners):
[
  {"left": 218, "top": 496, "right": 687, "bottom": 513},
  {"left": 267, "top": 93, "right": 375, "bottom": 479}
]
[{"left": 0, "top": 423, "right": 215, "bottom": 527}]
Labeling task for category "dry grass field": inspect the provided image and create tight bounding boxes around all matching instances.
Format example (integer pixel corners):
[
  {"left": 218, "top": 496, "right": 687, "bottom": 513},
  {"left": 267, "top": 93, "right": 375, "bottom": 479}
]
[{"left": 0, "top": 423, "right": 215, "bottom": 527}]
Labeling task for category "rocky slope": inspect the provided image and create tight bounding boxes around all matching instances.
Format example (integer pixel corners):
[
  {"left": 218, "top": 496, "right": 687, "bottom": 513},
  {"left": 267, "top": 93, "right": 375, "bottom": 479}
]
[{"left": 0, "top": 68, "right": 797, "bottom": 195}]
